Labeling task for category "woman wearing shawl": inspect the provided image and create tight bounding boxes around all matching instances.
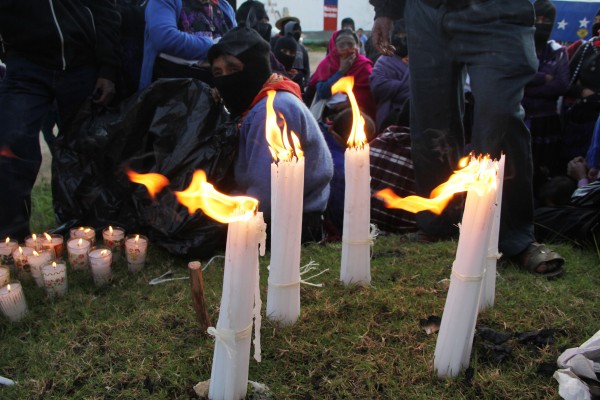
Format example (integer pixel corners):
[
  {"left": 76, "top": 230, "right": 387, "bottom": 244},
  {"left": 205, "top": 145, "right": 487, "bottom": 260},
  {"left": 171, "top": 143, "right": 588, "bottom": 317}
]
[{"left": 308, "top": 29, "right": 376, "bottom": 121}]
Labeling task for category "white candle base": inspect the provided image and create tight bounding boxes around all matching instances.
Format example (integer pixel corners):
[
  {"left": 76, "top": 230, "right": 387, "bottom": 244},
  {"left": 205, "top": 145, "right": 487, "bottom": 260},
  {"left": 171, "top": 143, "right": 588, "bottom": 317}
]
[
  {"left": 42, "top": 263, "right": 68, "bottom": 298},
  {"left": 0, "top": 283, "right": 28, "bottom": 322},
  {"left": 125, "top": 235, "right": 148, "bottom": 273},
  {"left": 88, "top": 247, "right": 113, "bottom": 287}
]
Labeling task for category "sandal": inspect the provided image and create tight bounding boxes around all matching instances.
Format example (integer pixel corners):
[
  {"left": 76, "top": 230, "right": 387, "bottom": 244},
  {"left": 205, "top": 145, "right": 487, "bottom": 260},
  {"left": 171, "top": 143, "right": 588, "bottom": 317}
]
[{"left": 518, "top": 242, "right": 565, "bottom": 278}]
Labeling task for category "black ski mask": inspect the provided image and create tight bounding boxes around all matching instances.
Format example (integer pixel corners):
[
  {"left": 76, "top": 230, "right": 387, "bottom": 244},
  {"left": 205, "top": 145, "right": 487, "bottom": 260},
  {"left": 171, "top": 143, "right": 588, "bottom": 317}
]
[
  {"left": 533, "top": 0, "right": 556, "bottom": 51},
  {"left": 274, "top": 34, "right": 297, "bottom": 70},
  {"left": 235, "top": 1, "right": 272, "bottom": 42},
  {"left": 209, "top": 27, "right": 272, "bottom": 117}
]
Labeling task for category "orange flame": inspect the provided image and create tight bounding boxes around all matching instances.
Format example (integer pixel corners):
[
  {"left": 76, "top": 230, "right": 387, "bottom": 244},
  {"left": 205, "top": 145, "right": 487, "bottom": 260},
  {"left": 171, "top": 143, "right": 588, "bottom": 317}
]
[
  {"left": 174, "top": 170, "right": 258, "bottom": 224},
  {"left": 126, "top": 168, "right": 170, "bottom": 199},
  {"left": 331, "top": 76, "right": 367, "bottom": 148},
  {"left": 265, "top": 90, "right": 303, "bottom": 161},
  {"left": 0, "top": 146, "right": 18, "bottom": 159},
  {"left": 375, "top": 155, "right": 498, "bottom": 215},
  {"left": 44, "top": 232, "right": 52, "bottom": 241}
]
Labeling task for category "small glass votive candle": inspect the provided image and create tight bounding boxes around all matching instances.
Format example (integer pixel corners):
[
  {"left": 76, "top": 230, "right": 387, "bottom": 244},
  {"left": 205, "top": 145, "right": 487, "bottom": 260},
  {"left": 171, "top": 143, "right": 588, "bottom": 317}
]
[
  {"left": 0, "top": 266, "right": 10, "bottom": 287},
  {"left": 67, "top": 238, "right": 91, "bottom": 271},
  {"left": 28, "top": 249, "right": 54, "bottom": 288},
  {"left": 88, "top": 246, "right": 113, "bottom": 287},
  {"left": 124, "top": 234, "right": 148, "bottom": 273},
  {"left": 42, "top": 261, "right": 68, "bottom": 298},
  {"left": 70, "top": 226, "right": 96, "bottom": 246},
  {"left": 12, "top": 246, "right": 35, "bottom": 281},
  {"left": 25, "top": 233, "right": 43, "bottom": 251},
  {"left": 0, "top": 282, "right": 28, "bottom": 322},
  {"left": 102, "top": 226, "right": 125, "bottom": 262},
  {"left": 41, "top": 233, "right": 64, "bottom": 260},
  {"left": 0, "top": 237, "right": 19, "bottom": 266}
]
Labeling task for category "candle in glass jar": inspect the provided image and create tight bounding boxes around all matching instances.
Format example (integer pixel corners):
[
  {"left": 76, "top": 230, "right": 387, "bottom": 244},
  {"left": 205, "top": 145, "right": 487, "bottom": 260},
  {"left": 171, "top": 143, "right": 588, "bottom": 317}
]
[
  {"left": 12, "top": 246, "right": 35, "bottom": 280},
  {"left": 124, "top": 234, "right": 148, "bottom": 273},
  {"left": 0, "top": 266, "right": 9, "bottom": 286},
  {"left": 42, "top": 261, "right": 68, "bottom": 298},
  {"left": 67, "top": 238, "right": 91, "bottom": 271},
  {"left": 0, "top": 282, "right": 28, "bottom": 322},
  {"left": 0, "top": 237, "right": 18, "bottom": 266},
  {"left": 41, "top": 233, "right": 64, "bottom": 260},
  {"left": 25, "top": 233, "right": 42, "bottom": 250},
  {"left": 102, "top": 226, "right": 125, "bottom": 262},
  {"left": 28, "top": 250, "right": 54, "bottom": 287},
  {"left": 88, "top": 246, "right": 113, "bottom": 286},
  {"left": 70, "top": 226, "right": 96, "bottom": 246}
]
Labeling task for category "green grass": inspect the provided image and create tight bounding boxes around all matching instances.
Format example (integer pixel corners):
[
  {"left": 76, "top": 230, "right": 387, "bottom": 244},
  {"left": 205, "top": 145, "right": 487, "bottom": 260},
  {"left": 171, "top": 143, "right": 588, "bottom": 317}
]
[{"left": 2, "top": 183, "right": 599, "bottom": 399}]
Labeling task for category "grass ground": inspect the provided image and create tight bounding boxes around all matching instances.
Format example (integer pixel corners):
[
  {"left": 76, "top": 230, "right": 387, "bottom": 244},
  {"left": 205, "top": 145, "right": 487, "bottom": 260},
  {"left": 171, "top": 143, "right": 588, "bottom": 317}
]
[{"left": 0, "top": 184, "right": 598, "bottom": 399}]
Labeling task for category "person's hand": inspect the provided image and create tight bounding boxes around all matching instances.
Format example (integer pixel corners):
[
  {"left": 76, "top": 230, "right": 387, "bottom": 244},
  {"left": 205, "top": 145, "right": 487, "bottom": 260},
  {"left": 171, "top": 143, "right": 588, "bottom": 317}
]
[
  {"left": 92, "top": 78, "right": 116, "bottom": 105},
  {"left": 339, "top": 53, "right": 356, "bottom": 74},
  {"left": 588, "top": 167, "right": 599, "bottom": 182},
  {"left": 372, "top": 16, "right": 395, "bottom": 56},
  {"left": 581, "top": 88, "right": 595, "bottom": 97},
  {"left": 567, "top": 157, "right": 588, "bottom": 181}
]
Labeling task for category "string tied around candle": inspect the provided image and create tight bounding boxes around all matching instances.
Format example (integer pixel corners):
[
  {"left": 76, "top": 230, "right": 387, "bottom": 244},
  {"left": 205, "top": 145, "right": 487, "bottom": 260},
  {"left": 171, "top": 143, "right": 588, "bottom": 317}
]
[
  {"left": 487, "top": 251, "right": 502, "bottom": 260},
  {"left": 341, "top": 224, "right": 380, "bottom": 259},
  {"left": 267, "top": 261, "right": 330, "bottom": 288},
  {"left": 451, "top": 269, "right": 483, "bottom": 282},
  {"left": 207, "top": 322, "right": 253, "bottom": 360}
]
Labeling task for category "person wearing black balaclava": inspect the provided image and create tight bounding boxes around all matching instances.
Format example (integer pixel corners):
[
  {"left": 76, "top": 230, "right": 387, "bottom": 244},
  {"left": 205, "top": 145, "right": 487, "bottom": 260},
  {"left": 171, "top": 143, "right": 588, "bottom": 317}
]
[
  {"left": 523, "top": 0, "right": 569, "bottom": 194},
  {"left": 234, "top": 0, "right": 288, "bottom": 75},
  {"left": 369, "top": 19, "right": 410, "bottom": 132},
  {"left": 567, "top": 8, "right": 600, "bottom": 59},
  {"left": 280, "top": 20, "right": 310, "bottom": 92},
  {"left": 370, "top": 0, "right": 566, "bottom": 277},
  {"left": 208, "top": 26, "right": 333, "bottom": 242}
]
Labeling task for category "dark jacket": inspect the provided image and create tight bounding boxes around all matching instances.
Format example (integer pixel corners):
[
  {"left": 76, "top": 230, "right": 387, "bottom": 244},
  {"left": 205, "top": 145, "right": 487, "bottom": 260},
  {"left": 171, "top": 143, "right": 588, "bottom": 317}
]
[
  {"left": 369, "top": 0, "right": 405, "bottom": 19},
  {"left": 0, "top": 0, "right": 121, "bottom": 80}
]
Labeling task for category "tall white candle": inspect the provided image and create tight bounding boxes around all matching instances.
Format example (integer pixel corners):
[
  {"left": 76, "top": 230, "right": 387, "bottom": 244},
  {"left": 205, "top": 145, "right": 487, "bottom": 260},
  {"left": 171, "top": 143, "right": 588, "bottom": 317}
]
[
  {"left": 88, "top": 247, "right": 113, "bottom": 286},
  {"left": 67, "top": 238, "right": 91, "bottom": 271},
  {"left": 0, "top": 237, "right": 18, "bottom": 266},
  {"left": 42, "top": 261, "right": 68, "bottom": 298},
  {"left": 70, "top": 226, "right": 96, "bottom": 246},
  {"left": 28, "top": 250, "right": 54, "bottom": 287},
  {"left": 434, "top": 157, "right": 498, "bottom": 378},
  {"left": 102, "top": 226, "right": 125, "bottom": 262},
  {"left": 0, "top": 283, "right": 28, "bottom": 322},
  {"left": 41, "top": 233, "right": 64, "bottom": 260},
  {"left": 332, "top": 77, "right": 372, "bottom": 287},
  {"left": 480, "top": 155, "right": 505, "bottom": 312},
  {"left": 12, "top": 246, "right": 35, "bottom": 280},
  {"left": 0, "top": 266, "right": 9, "bottom": 287},
  {"left": 264, "top": 90, "right": 305, "bottom": 326},
  {"left": 124, "top": 234, "right": 148, "bottom": 273},
  {"left": 209, "top": 212, "right": 266, "bottom": 400}
]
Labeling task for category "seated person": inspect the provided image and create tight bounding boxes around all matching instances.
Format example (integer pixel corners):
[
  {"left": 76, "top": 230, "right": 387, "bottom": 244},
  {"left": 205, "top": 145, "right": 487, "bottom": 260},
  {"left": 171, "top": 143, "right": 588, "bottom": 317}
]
[
  {"left": 307, "top": 29, "right": 375, "bottom": 121},
  {"left": 208, "top": 26, "right": 334, "bottom": 242},
  {"left": 139, "top": 0, "right": 236, "bottom": 90}
]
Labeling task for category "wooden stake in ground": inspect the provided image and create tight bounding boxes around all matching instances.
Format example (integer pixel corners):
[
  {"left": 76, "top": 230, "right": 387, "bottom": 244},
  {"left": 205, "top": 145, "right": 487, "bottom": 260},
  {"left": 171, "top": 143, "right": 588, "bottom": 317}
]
[{"left": 188, "top": 261, "right": 211, "bottom": 331}]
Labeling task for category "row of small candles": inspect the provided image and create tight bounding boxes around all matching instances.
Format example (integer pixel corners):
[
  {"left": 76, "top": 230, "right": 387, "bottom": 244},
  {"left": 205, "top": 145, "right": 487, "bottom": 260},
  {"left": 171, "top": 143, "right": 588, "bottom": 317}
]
[{"left": 0, "top": 226, "right": 149, "bottom": 322}]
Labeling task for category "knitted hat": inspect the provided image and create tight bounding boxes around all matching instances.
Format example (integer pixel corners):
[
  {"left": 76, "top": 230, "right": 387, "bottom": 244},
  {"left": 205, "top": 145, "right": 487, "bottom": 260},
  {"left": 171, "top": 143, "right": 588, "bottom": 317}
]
[
  {"left": 208, "top": 26, "right": 270, "bottom": 67},
  {"left": 534, "top": 0, "right": 556, "bottom": 20},
  {"left": 235, "top": 0, "right": 268, "bottom": 25}
]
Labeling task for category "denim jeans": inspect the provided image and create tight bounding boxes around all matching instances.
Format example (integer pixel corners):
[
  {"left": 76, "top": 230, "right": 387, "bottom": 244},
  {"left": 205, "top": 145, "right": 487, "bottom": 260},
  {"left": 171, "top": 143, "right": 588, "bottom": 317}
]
[
  {"left": 405, "top": 0, "right": 538, "bottom": 257},
  {"left": 0, "top": 55, "right": 96, "bottom": 240}
]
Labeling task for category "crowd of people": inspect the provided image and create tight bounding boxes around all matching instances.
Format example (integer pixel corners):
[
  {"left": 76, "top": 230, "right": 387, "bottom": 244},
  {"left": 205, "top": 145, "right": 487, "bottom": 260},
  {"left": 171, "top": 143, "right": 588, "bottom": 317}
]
[{"left": 2, "top": 0, "right": 600, "bottom": 277}]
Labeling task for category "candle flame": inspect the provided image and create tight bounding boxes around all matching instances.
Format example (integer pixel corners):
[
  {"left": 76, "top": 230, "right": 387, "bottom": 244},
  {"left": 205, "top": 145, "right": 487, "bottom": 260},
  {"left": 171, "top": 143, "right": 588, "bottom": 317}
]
[
  {"left": 134, "top": 234, "right": 139, "bottom": 244},
  {"left": 126, "top": 168, "right": 170, "bottom": 199},
  {"left": 100, "top": 249, "right": 109, "bottom": 256},
  {"left": 331, "top": 76, "right": 367, "bottom": 148},
  {"left": 5, "top": 237, "right": 9, "bottom": 244},
  {"left": 7, "top": 284, "right": 11, "bottom": 292},
  {"left": 52, "top": 261, "right": 57, "bottom": 268},
  {"left": 33, "top": 250, "right": 40, "bottom": 257},
  {"left": 108, "top": 226, "right": 113, "bottom": 235},
  {"left": 174, "top": 170, "right": 258, "bottom": 224},
  {"left": 44, "top": 232, "right": 52, "bottom": 241},
  {"left": 18, "top": 246, "right": 23, "bottom": 255},
  {"left": 375, "top": 155, "right": 499, "bottom": 215},
  {"left": 32, "top": 233, "right": 37, "bottom": 241},
  {"left": 84, "top": 228, "right": 91, "bottom": 233},
  {"left": 265, "top": 90, "right": 303, "bottom": 162},
  {"left": 78, "top": 238, "right": 83, "bottom": 247}
]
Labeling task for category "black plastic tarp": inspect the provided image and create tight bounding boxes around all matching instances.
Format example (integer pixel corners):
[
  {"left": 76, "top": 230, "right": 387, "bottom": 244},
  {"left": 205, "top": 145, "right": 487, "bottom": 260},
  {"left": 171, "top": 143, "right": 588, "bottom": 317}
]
[{"left": 52, "top": 78, "right": 238, "bottom": 258}]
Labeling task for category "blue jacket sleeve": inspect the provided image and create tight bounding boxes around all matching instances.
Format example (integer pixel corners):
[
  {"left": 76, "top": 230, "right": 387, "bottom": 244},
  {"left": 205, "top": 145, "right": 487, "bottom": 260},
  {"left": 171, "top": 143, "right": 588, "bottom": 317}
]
[{"left": 316, "top": 71, "right": 344, "bottom": 100}]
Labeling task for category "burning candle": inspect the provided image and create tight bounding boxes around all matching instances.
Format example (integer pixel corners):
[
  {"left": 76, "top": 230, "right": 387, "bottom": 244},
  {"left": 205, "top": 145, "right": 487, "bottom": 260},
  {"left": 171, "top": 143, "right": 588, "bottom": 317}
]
[
  {"left": 88, "top": 246, "right": 113, "bottom": 287},
  {"left": 0, "top": 282, "right": 28, "bottom": 322},
  {"left": 0, "top": 266, "right": 9, "bottom": 286},
  {"left": 28, "top": 250, "right": 54, "bottom": 287},
  {"left": 102, "top": 226, "right": 125, "bottom": 262},
  {"left": 0, "top": 237, "right": 18, "bottom": 267},
  {"left": 174, "top": 170, "right": 265, "bottom": 400},
  {"left": 70, "top": 226, "right": 96, "bottom": 246},
  {"left": 12, "top": 246, "right": 35, "bottom": 280},
  {"left": 124, "top": 234, "right": 148, "bottom": 273},
  {"left": 41, "top": 232, "right": 64, "bottom": 260},
  {"left": 67, "top": 238, "right": 91, "bottom": 271},
  {"left": 25, "top": 233, "right": 42, "bottom": 250},
  {"left": 42, "top": 261, "right": 68, "bottom": 298},
  {"left": 332, "top": 77, "right": 371, "bottom": 286},
  {"left": 264, "top": 91, "right": 304, "bottom": 326}
]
